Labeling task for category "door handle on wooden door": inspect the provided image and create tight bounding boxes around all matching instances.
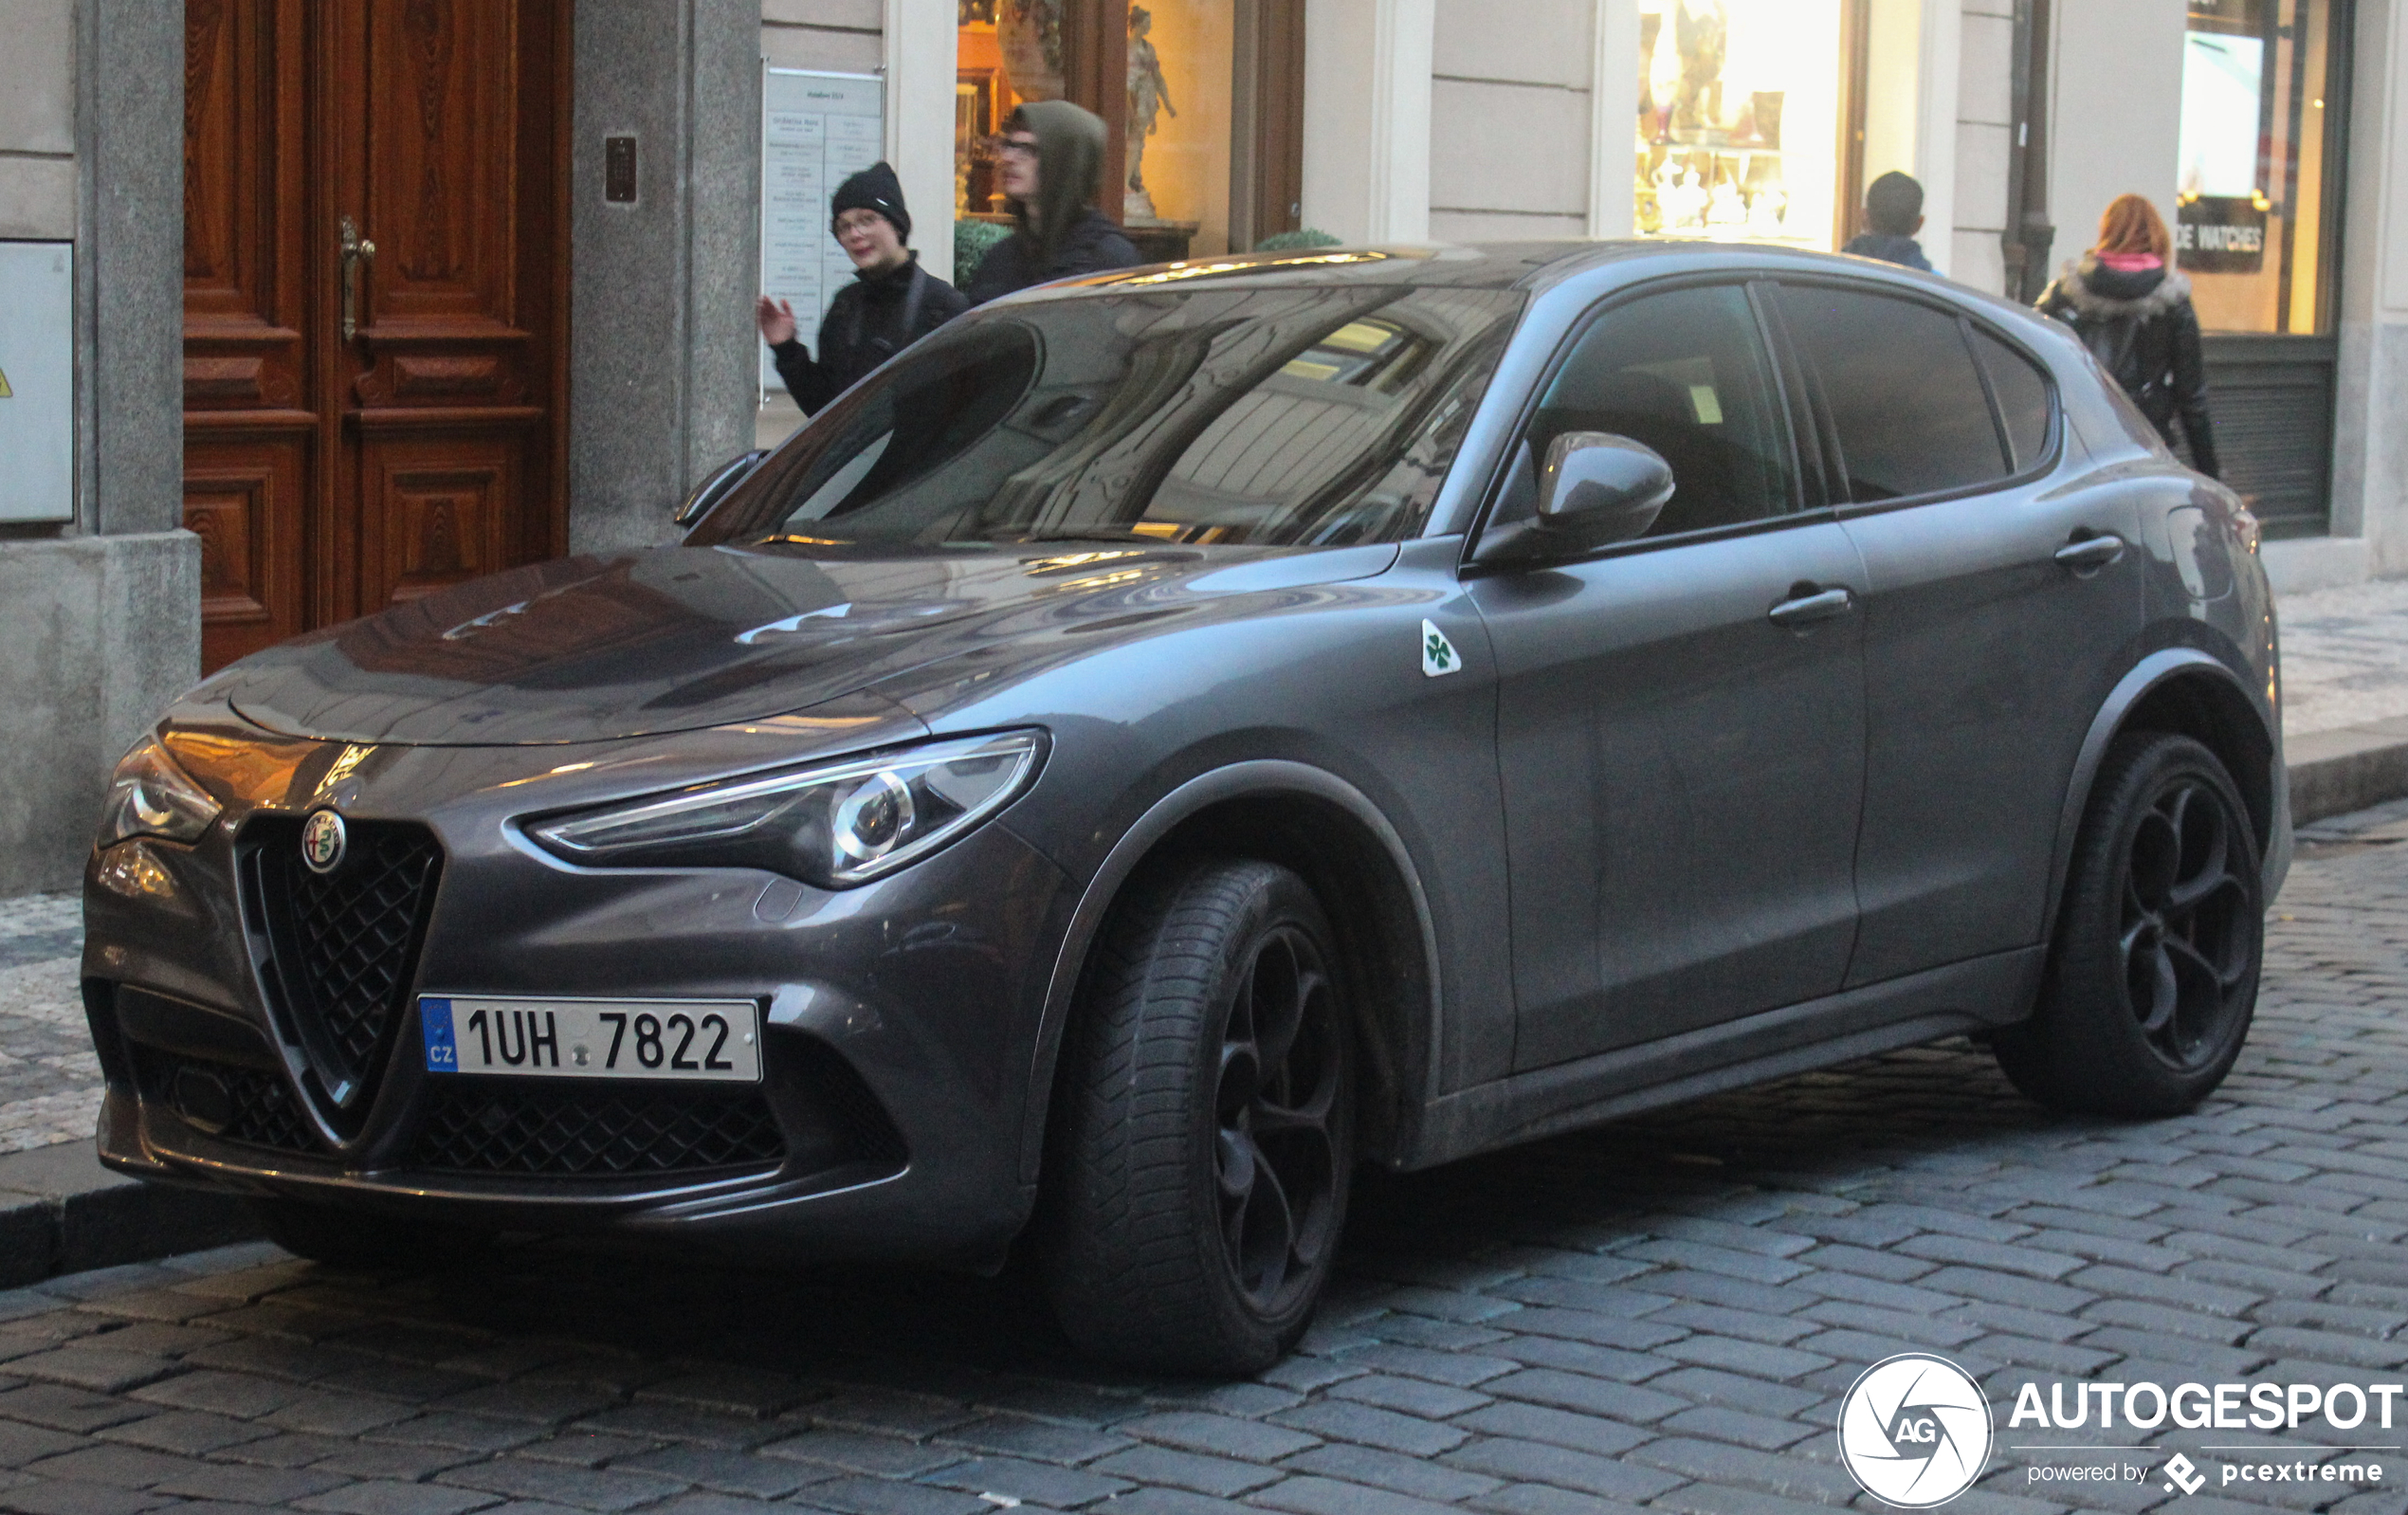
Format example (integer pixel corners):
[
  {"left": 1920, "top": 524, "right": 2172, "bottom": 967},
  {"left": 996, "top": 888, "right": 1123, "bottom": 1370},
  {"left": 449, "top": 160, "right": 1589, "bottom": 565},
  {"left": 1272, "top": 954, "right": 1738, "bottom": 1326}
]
[{"left": 339, "top": 215, "right": 377, "bottom": 341}]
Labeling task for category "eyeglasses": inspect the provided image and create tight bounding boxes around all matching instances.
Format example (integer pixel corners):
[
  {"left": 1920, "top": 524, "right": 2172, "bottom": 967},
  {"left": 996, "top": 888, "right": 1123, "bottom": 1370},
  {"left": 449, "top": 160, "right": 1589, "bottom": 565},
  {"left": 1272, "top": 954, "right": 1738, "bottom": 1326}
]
[{"left": 996, "top": 137, "right": 1041, "bottom": 158}]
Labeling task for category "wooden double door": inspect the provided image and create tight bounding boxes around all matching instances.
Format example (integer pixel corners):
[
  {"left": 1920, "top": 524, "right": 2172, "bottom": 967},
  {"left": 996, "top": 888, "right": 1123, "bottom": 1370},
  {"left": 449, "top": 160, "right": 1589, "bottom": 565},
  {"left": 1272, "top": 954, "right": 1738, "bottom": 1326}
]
[{"left": 183, "top": 0, "right": 571, "bottom": 673}]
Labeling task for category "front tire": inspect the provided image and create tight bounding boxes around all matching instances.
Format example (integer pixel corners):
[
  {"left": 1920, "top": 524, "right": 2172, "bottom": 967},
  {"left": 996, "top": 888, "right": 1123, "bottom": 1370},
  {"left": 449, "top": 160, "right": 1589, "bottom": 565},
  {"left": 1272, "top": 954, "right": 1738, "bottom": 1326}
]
[
  {"left": 1041, "top": 858, "right": 1353, "bottom": 1376},
  {"left": 1994, "top": 732, "right": 2264, "bottom": 1116}
]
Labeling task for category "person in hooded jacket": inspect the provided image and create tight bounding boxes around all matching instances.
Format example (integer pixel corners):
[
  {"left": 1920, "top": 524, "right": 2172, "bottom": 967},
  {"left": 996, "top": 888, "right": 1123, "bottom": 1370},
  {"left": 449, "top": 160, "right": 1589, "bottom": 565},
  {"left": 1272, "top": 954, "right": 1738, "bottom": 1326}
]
[
  {"left": 962, "top": 100, "right": 1140, "bottom": 305},
  {"left": 2037, "top": 192, "right": 2220, "bottom": 478},
  {"left": 755, "top": 161, "right": 968, "bottom": 415}
]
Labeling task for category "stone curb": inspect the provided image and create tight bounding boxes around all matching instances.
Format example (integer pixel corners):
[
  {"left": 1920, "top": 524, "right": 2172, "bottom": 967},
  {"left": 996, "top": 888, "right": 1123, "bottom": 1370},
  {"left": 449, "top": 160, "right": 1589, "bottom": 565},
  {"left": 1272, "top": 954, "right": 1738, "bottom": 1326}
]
[
  {"left": 0, "top": 1141, "right": 254, "bottom": 1287},
  {"left": 2288, "top": 719, "right": 2408, "bottom": 824},
  {"left": 9, "top": 726, "right": 2408, "bottom": 1285}
]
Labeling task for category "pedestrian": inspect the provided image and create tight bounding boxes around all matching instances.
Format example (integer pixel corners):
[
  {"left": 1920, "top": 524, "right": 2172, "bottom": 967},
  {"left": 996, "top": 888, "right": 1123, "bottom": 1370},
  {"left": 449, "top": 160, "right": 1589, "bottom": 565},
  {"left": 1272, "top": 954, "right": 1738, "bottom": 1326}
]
[
  {"left": 961, "top": 100, "right": 1141, "bottom": 306},
  {"left": 1841, "top": 171, "right": 1934, "bottom": 271},
  {"left": 755, "top": 160, "right": 968, "bottom": 416},
  {"left": 2036, "top": 193, "right": 2219, "bottom": 478}
]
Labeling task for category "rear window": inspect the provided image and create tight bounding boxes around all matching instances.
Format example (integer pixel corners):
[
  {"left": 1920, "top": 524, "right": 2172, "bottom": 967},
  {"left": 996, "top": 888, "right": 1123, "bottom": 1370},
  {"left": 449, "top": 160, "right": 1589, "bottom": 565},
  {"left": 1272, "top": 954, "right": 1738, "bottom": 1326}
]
[
  {"left": 696, "top": 284, "right": 1523, "bottom": 550},
  {"left": 1779, "top": 285, "right": 2011, "bottom": 502},
  {"left": 1972, "top": 327, "right": 2054, "bottom": 472}
]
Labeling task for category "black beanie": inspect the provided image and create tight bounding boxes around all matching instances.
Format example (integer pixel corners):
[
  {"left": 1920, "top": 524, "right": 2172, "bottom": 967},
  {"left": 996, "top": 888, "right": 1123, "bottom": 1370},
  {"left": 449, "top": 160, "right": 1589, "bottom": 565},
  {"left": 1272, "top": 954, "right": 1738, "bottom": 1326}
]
[{"left": 832, "top": 161, "right": 910, "bottom": 243}]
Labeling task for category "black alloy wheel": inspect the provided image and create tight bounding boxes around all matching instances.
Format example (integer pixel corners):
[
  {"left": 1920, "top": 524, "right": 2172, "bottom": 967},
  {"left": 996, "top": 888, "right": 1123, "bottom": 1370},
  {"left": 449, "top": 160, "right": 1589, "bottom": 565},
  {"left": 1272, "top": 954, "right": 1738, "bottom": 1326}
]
[
  {"left": 2121, "top": 766, "right": 2256, "bottom": 1068},
  {"left": 1213, "top": 921, "right": 1344, "bottom": 1319},
  {"left": 1995, "top": 732, "right": 2264, "bottom": 1116},
  {"left": 1042, "top": 857, "right": 1353, "bottom": 1375}
]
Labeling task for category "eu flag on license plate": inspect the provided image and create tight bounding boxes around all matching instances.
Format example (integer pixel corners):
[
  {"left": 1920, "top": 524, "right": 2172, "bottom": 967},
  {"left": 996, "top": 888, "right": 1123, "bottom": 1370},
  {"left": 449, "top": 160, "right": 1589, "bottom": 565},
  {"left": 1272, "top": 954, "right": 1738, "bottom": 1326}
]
[{"left": 421, "top": 997, "right": 458, "bottom": 1071}]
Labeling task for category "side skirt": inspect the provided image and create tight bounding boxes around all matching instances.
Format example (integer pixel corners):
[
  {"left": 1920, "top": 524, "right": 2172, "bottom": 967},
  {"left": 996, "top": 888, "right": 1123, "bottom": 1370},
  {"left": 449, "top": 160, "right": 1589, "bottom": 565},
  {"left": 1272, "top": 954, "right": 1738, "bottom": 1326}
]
[{"left": 1404, "top": 945, "right": 2045, "bottom": 1170}]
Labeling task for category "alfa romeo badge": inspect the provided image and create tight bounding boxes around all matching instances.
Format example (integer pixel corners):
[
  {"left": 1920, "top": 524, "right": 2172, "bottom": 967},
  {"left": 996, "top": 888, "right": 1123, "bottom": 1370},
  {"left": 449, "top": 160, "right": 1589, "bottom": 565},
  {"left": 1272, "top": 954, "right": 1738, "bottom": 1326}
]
[{"left": 301, "top": 809, "right": 348, "bottom": 874}]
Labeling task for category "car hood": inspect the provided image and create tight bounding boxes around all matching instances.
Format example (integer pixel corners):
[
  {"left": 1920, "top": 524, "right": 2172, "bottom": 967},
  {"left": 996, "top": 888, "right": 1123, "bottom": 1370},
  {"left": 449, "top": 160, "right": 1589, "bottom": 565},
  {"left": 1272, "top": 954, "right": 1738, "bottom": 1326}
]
[{"left": 217, "top": 540, "right": 1400, "bottom": 745}]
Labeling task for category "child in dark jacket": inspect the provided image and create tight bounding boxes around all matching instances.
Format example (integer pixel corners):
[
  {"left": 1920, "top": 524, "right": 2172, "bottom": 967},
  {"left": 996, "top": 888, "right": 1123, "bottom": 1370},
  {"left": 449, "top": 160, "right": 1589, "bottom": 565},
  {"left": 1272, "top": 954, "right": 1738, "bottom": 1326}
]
[{"left": 1842, "top": 172, "right": 1935, "bottom": 272}]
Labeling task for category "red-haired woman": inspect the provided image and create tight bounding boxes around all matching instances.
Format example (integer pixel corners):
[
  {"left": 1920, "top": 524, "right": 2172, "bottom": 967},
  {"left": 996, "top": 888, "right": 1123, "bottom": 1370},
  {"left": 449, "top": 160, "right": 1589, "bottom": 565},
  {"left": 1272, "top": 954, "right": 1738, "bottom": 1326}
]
[{"left": 2037, "top": 193, "right": 2219, "bottom": 478}]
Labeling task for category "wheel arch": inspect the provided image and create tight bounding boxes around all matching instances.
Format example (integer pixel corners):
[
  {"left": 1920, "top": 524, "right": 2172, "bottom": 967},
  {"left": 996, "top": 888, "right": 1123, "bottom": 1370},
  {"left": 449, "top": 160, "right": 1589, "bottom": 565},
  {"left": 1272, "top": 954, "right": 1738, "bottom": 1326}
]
[
  {"left": 2047, "top": 648, "right": 2282, "bottom": 944},
  {"left": 1015, "top": 761, "right": 1444, "bottom": 1186}
]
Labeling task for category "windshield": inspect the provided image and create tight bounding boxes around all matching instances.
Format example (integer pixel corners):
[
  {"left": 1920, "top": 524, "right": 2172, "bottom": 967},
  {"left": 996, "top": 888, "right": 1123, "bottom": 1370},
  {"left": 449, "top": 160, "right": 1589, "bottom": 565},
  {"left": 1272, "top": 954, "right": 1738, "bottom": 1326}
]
[{"left": 694, "top": 283, "right": 1522, "bottom": 550}]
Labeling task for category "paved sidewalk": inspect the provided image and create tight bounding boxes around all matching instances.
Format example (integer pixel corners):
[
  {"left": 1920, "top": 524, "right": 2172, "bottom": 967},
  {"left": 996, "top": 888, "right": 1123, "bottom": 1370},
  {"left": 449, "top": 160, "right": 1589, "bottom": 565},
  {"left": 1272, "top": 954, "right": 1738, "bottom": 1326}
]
[
  {"left": 2278, "top": 576, "right": 2408, "bottom": 740},
  {"left": 0, "top": 797, "right": 2398, "bottom": 1512},
  {"left": 0, "top": 897, "right": 97, "bottom": 1157}
]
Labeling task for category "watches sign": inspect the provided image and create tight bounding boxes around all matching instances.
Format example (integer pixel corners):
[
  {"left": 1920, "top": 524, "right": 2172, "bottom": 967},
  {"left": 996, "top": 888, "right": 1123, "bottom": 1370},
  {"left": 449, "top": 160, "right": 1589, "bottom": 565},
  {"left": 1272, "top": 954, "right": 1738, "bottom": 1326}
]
[
  {"left": 0, "top": 242, "right": 72, "bottom": 523},
  {"left": 2178, "top": 194, "right": 2269, "bottom": 275}
]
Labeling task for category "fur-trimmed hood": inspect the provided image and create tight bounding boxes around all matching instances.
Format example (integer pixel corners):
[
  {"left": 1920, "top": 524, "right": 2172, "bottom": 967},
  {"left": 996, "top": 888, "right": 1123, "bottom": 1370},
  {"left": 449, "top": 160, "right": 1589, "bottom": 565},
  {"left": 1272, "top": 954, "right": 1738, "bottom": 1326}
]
[{"left": 2048, "top": 253, "right": 2193, "bottom": 319}]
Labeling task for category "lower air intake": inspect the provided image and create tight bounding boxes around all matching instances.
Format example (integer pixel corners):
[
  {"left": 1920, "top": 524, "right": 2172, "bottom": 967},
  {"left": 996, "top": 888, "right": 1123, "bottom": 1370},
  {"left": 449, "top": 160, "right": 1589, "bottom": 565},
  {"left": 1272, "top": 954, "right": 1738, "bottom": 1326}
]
[{"left": 410, "top": 1081, "right": 787, "bottom": 1177}]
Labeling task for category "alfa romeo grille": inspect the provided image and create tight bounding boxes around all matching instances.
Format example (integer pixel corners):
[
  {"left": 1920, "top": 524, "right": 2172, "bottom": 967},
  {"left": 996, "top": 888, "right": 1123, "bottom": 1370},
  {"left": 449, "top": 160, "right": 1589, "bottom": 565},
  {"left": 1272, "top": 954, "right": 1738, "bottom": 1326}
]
[
  {"left": 241, "top": 816, "right": 442, "bottom": 1114},
  {"left": 410, "top": 1081, "right": 787, "bottom": 1177}
]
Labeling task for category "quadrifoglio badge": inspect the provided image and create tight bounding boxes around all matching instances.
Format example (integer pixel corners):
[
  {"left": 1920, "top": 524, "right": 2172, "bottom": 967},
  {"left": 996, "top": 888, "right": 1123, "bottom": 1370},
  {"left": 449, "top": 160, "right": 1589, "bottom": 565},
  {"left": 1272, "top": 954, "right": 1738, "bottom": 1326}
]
[{"left": 1838, "top": 1356, "right": 2398, "bottom": 1506}]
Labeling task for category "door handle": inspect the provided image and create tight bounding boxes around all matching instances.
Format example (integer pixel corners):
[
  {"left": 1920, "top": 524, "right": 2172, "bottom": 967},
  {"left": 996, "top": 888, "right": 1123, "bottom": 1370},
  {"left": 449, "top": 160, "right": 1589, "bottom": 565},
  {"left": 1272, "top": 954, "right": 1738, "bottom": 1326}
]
[
  {"left": 2053, "top": 532, "right": 2125, "bottom": 573},
  {"left": 339, "top": 215, "right": 377, "bottom": 342},
  {"left": 1767, "top": 584, "right": 1854, "bottom": 628}
]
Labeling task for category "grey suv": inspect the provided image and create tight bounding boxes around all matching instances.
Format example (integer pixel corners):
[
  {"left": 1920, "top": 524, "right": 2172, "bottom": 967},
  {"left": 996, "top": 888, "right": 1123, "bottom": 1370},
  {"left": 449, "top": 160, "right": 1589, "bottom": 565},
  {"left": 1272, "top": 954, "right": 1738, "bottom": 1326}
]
[{"left": 82, "top": 243, "right": 2285, "bottom": 1375}]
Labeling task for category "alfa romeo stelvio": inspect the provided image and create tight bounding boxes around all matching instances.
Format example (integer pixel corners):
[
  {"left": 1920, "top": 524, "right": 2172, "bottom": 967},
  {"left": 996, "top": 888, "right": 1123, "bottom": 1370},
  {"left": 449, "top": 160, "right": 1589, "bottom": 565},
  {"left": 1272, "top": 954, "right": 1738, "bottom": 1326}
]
[{"left": 82, "top": 244, "right": 2287, "bottom": 1373}]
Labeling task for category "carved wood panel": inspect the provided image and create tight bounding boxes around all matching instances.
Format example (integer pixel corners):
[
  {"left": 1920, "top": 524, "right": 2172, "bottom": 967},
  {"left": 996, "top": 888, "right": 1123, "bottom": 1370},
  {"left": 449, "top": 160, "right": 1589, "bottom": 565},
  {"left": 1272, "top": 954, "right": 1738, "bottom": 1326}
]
[
  {"left": 184, "top": 432, "right": 308, "bottom": 668},
  {"left": 182, "top": 0, "right": 569, "bottom": 674},
  {"left": 359, "top": 434, "right": 520, "bottom": 606}
]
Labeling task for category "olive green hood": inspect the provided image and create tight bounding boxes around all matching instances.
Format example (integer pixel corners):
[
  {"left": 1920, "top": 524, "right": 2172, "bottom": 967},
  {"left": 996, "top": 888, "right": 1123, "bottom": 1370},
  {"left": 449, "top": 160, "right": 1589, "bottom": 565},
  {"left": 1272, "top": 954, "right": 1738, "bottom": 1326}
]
[{"left": 1010, "top": 99, "right": 1107, "bottom": 267}]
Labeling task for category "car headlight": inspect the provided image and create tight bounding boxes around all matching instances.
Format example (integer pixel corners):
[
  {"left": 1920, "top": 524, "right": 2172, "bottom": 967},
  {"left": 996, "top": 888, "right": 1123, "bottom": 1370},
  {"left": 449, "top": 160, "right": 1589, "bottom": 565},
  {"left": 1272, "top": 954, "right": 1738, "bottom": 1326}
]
[
  {"left": 526, "top": 730, "right": 1047, "bottom": 888},
  {"left": 98, "top": 735, "right": 223, "bottom": 847}
]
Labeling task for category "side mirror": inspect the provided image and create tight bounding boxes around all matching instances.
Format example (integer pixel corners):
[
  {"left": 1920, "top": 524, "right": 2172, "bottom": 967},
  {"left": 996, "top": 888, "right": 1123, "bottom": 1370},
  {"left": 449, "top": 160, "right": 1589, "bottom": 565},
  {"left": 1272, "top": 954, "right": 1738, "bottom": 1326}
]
[
  {"left": 1464, "top": 430, "right": 1675, "bottom": 568},
  {"left": 1539, "top": 431, "right": 1673, "bottom": 539},
  {"left": 675, "top": 448, "right": 771, "bottom": 528}
]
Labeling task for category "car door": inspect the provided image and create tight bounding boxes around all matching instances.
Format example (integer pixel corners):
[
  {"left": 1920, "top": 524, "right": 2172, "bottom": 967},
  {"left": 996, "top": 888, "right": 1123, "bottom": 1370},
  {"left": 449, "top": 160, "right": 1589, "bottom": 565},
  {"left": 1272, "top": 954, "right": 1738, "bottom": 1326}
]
[
  {"left": 1770, "top": 280, "right": 2149, "bottom": 988},
  {"left": 1467, "top": 281, "right": 1870, "bottom": 1073}
]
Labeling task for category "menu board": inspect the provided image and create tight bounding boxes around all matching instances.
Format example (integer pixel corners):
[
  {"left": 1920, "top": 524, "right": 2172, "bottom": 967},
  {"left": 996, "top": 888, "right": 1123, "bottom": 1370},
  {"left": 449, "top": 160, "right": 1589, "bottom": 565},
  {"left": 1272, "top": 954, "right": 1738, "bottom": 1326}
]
[{"left": 760, "top": 68, "right": 886, "bottom": 400}]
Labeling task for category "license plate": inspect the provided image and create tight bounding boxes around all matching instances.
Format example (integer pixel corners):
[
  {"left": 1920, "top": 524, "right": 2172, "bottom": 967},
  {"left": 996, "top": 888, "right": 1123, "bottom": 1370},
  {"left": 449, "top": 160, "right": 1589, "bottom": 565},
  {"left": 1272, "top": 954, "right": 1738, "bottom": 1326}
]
[{"left": 420, "top": 996, "right": 762, "bottom": 1082}]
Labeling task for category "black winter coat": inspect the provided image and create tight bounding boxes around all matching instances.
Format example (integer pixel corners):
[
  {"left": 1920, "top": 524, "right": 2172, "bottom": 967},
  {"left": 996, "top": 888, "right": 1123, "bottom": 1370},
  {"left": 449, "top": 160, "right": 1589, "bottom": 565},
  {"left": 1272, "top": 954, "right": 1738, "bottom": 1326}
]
[
  {"left": 962, "top": 208, "right": 1140, "bottom": 306},
  {"left": 2037, "top": 254, "right": 2220, "bottom": 479},
  {"left": 772, "top": 256, "right": 968, "bottom": 415}
]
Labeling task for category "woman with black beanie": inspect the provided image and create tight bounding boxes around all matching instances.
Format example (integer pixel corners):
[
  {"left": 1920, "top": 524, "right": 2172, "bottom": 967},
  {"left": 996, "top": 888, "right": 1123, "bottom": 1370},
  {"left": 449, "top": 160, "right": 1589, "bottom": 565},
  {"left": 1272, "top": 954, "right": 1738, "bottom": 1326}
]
[{"left": 755, "top": 160, "right": 968, "bottom": 415}]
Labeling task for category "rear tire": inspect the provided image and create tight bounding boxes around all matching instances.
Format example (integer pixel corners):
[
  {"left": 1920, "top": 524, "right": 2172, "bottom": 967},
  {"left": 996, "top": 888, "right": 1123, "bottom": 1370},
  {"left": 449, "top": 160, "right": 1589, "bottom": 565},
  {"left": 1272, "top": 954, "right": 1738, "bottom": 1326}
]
[
  {"left": 253, "top": 1199, "right": 493, "bottom": 1270},
  {"left": 1040, "top": 858, "right": 1353, "bottom": 1376},
  {"left": 1994, "top": 732, "right": 2263, "bottom": 1116}
]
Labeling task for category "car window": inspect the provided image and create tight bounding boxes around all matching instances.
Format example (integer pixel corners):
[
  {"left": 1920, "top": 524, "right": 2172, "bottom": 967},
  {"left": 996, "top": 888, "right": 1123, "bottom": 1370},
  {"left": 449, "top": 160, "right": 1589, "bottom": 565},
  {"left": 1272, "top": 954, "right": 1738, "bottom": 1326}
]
[
  {"left": 694, "top": 285, "right": 1521, "bottom": 550},
  {"left": 1971, "top": 327, "right": 2053, "bottom": 472},
  {"left": 1504, "top": 283, "right": 1795, "bottom": 541},
  {"left": 1779, "top": 285, "right": 2010, "bottom": 502}
]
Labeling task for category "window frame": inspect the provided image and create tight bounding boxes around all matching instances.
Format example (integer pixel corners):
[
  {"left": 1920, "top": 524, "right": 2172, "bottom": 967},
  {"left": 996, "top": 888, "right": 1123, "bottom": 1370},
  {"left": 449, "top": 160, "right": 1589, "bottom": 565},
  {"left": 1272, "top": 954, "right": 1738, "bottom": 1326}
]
[
  {"left": 1460, "top": 274, "right": 1823, "bottom": 570},
  {"left": 1767, "top": 275, "right": 2065, "bottom": 519}
]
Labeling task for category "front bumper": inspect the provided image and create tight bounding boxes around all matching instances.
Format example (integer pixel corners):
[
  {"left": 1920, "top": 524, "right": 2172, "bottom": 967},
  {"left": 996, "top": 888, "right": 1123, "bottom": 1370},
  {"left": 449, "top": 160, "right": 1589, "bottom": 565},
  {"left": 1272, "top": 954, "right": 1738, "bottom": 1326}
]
[{"left": 83, "top": 715, "right": 1075, "bottom": 1266}]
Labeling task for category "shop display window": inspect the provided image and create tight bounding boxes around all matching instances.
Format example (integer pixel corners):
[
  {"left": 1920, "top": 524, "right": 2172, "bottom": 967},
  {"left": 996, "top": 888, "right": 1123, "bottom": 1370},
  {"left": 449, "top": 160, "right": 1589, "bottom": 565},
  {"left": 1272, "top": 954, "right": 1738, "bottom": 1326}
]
[
  {"left": 2178, "top": 0, "right": 2343, "bottom": 333},
  {"left": 1634, "top": 0, "right": 1852, "bottom": 248},
  {"left": 955, "top": 0, "right": 1301, "bottom": 262}
]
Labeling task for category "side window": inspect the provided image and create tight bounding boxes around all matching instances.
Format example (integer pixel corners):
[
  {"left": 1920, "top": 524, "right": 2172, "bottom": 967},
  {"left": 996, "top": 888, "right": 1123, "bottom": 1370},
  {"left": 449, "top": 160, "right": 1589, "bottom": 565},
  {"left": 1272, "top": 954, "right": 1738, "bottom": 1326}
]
[
  {"left": 1779, "top": 285, "right": 2009, "bottom": 502},
  {"left": 1518, "top": 283, "right": 1795, "bottom": 540},
  {"left": 1971, "top": 328, "right": 2054, "bottom": 472}
]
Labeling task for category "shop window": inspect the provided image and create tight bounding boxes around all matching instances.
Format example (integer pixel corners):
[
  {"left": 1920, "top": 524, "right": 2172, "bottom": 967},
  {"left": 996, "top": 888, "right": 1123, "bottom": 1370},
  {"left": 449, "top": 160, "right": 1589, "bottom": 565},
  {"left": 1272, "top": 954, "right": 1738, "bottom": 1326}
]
[
  {"left": 956, "top": 1, "right": 1304, "bottom": 262},
  {"left": 1635, "top": 1, "right": 1860, "bottom": 249},
  {"left": 2178, "top": 0, "right": 2344, "bottom": 334}
]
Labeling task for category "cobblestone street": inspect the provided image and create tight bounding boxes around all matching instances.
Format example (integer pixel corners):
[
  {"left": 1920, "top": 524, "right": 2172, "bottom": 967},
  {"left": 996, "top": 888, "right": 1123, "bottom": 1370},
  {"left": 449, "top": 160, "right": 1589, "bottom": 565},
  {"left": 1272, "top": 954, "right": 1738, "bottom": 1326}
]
[{"left": 0, "top": 802, "right": 2399, "bottom": 1515}]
